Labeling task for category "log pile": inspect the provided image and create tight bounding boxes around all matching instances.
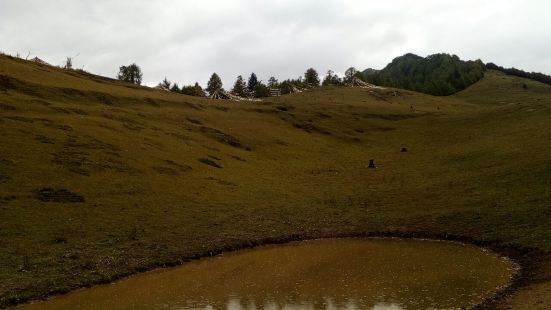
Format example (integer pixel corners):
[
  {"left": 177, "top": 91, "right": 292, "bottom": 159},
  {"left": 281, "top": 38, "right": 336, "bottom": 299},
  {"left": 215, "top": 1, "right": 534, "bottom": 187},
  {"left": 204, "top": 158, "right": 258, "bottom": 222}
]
[
  {"left": 154, "top": 85, "right": 171, "bottom": 92},
  {"left": 270, "top": 88, "right": 281, "bottom": 96},
  {"left": 347, "top": 77, "right": 385, "bottom": 89},
  {"left": 209, "top": 90, "right": 261, "bottom": 102},
  {"left": 209, "top": 89, "right": 231, "bottom": 100},
  {"left": 291, "top": 85, "right": 305, "bottom": 93}
]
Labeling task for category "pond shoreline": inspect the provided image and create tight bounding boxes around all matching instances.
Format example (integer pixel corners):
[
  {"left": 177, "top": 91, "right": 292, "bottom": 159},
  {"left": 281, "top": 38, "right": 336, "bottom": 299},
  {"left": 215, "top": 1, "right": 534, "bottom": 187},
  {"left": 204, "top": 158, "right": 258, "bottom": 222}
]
[{"left": 5, "top": 230, "right": 544, "bottom": 310}]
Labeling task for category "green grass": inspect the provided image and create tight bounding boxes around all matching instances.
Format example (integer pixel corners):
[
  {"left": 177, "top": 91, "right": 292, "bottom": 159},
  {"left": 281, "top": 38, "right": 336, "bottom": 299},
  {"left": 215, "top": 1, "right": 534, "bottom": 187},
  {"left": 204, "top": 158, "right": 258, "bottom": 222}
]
[{"left": 1, "top": 56, "right": 551, "bottom": 308}]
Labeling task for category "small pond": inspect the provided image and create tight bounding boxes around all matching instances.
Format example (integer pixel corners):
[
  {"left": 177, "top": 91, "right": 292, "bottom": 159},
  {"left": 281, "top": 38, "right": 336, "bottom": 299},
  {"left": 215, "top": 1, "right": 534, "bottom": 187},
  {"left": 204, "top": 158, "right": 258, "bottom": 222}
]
[{"left": 16, "top": 238, "right": 517, "bottom": 310}]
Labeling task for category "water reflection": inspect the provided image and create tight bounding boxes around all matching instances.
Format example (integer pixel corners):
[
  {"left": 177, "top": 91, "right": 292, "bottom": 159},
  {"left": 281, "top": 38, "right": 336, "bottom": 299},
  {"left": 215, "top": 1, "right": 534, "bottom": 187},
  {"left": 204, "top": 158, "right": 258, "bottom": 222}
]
[
  {"left": 219, "top": 298, "right": 403, "bottom": 310},
  {"left": 174, "top": 298, "right": 403, "bottom": 310},
  {"left": 15, "top": 238, "right": 515, "bottom": 310}
]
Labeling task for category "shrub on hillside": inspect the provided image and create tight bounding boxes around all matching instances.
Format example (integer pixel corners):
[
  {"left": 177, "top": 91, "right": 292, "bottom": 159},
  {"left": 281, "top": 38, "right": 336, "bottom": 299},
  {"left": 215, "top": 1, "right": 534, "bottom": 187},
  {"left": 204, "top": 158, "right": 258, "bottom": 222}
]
[
  {"left": 181, "top": 82, "right": 205, "bottom": 97},
  {"left": 117, "top": 63, "right": 143, "bottom": 85},
  {"left": 279, "top": 80, "right": 294, "bottom": 94},
  {"left": 322, "top": 70, "right": 343, "bottom": 86},
  {"left": 254, "top": 83, "right": 270, "bottom": 97}
]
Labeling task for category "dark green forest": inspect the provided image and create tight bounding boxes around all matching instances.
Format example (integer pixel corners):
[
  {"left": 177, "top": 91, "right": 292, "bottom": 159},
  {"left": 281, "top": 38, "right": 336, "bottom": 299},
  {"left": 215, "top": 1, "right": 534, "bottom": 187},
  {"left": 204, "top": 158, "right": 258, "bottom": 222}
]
[{"left": 363, "top": 53, "right": 486, "bottom": 96}]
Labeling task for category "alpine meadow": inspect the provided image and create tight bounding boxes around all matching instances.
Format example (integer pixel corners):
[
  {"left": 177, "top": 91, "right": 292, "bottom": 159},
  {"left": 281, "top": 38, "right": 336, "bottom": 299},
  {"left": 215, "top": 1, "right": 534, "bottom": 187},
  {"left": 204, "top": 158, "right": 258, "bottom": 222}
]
[{"left": 1, "top": 1, "right": 551, "bottom": 309}]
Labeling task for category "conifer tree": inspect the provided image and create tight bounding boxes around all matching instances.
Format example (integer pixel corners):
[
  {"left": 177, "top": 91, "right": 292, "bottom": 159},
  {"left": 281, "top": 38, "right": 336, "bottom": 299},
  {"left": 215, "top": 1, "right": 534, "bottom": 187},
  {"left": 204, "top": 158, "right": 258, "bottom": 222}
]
[
  {"left": 158, "top": 77, "right": 171, "bottom": 89},
  {"left": 170, "top": 83, "right": 180, "bottom": 93},
  {"left": 193, "top": 82, "right": 204, "bottom": 96},
  {"left": 304, "top": 68, "right": 320, "bottom": 87},
  {"left": 268, "top": 76, "right": 279, "bottom": 87},
  {"left": 323, "top": 70, "right": 335, "bottom": 86},
  {"left": 206, "top": 73, "right": 223, "bottom": 95},
  {"left": 232, "top": 75, "right": 246, "bottom": 96},
  {"left": 254, "top": 83, "right": 270, "bottom": 97},
  {"left": 247, "top": 73, "right": 258, "bottom": 92}
]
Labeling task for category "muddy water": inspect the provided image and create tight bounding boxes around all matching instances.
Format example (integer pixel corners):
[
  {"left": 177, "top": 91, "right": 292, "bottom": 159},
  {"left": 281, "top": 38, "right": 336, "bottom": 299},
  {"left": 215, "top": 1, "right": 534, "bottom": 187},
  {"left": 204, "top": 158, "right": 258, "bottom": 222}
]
[{"left": 16, "top": 238, "right": 516, "bottom": 310}]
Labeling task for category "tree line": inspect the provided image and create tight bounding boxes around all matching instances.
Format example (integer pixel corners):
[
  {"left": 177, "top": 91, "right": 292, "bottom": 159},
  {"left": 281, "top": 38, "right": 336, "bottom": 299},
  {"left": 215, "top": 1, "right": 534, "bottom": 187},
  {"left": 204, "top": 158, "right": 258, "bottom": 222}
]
[
  {"left": 115, "top": 64, "right": 368, "bottom": 98},
  {"left": 120, "top": 53, "right": 549, "bottom": 98},
  {"left": 485, "top": 63, "right": 551, "bottom": 85}
]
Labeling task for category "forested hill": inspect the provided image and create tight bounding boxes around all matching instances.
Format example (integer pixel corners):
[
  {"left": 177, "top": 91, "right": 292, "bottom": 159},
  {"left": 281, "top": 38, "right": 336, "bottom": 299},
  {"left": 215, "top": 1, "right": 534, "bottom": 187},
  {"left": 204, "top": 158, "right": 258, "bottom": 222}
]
[{"left": 363, "top": 53, "right": 485, "bottom": 96}]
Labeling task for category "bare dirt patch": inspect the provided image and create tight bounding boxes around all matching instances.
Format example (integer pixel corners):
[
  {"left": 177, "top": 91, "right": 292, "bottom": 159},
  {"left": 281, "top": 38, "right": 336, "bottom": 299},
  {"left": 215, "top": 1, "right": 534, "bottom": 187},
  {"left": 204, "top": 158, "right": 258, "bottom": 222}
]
[
  {"left": 186, "top": 117, "right": 203, "bottom": 125},
  {"left": 198, "top": 158, "right": 222, "bottom": 168},
  {"left": 153, "top": 160, "right": 192, "bottom": 175},
  {"left": 34, "top": 188, "right": 85, "bottom": 203},
  {"left": 52, "top": 134, "right": 137, "bottom": 176},
  {"left": 292, "top": 121, "right": 332, "bottom": 135},
  {"left": 34, "top": 135, "right": 55, "bottom": 144},
  {"left": 199, "top": 126, "right": 247, "bottom": 149},
  {"left": 0, "top": 102, "right": 16, "bottom": 111}
]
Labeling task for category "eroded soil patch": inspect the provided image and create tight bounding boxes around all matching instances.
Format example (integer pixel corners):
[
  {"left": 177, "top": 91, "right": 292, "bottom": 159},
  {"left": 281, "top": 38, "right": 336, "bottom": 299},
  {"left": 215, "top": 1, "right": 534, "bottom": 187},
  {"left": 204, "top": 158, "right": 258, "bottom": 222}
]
[{"left": 34, "top": 188, "right": 85, "bottom": 203}]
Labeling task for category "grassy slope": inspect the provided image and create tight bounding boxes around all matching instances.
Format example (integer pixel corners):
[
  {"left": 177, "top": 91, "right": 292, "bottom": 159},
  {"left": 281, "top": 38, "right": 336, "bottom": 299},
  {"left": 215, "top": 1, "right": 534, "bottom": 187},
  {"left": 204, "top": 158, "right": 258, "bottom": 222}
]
[{"left": 1, "top": 55, "right": 551, "bottom": 308}]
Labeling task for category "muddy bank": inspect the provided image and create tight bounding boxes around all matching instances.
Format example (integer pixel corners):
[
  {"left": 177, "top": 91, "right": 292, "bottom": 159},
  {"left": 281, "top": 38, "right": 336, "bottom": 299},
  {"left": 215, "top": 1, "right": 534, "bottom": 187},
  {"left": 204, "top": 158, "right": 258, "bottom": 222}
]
[
  {"left": 2, "top": 229, "right": 547, "bottom": 309},
  {"left": 13, "top": 238, "right": 516, "bottom": 310}
]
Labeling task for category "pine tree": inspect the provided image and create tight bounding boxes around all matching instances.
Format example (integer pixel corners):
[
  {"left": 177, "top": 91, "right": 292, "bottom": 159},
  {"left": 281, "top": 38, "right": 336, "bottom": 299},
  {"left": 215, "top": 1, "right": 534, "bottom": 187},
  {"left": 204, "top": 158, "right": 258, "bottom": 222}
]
[
  {"left": 268, "top": 76, "right": 279, "bottom": 88},
  {"left": 247, "top": 73, "right": 258, "bottom": 92},
  {"left": 170, "top": 83, "right": 180, "bottom": 93},
  {"left": 158, "top": 77, "right": 171, "bottom": 89},
  {"left": 232, "top": 75, "right": 246, "bottom": 96},
  {"left": 254, "top": 83, "right": 270, "bottom": 97},
  {"left": 304, "top": 68, "right": 320, "bottom": 87},
  {"left": 193, "top": 82, "right": 204, "bottom": 96},
  {"left": 206, "top": 73, "right": 223, "bottom": 95},
  {"left": 323, "top": 70, "right": 334, "bottom": 86}
]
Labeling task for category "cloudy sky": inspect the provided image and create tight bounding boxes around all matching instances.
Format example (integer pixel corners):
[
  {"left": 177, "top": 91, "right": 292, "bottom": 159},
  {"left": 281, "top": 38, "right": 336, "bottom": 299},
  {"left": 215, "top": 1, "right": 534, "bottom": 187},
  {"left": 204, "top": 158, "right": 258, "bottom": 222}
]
[{"left": 1, "top": 0, "right": 549, "bottom": 87}]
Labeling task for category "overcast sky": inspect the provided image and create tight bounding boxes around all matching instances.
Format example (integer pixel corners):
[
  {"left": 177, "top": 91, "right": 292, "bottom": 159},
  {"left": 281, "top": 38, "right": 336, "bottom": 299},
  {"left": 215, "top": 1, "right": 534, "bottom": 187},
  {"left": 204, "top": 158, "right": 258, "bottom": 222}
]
[{"left": 1, "top": 0, "right": 549, "bottom": 87}]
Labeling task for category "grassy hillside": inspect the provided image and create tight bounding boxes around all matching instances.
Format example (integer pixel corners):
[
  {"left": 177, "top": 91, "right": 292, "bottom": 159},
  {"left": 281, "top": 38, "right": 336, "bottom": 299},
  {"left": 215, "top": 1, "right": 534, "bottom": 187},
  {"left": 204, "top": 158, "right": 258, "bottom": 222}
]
[{"left": 1, "top": 55, "right": 551, "bottom": 309}]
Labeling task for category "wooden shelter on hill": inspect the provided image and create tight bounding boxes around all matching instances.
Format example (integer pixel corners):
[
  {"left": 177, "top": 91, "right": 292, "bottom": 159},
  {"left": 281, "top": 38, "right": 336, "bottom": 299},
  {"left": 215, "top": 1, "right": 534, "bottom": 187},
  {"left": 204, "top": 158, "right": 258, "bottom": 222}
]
[{"left": 270, "top": 88, "right": 281, "bottom": 96}]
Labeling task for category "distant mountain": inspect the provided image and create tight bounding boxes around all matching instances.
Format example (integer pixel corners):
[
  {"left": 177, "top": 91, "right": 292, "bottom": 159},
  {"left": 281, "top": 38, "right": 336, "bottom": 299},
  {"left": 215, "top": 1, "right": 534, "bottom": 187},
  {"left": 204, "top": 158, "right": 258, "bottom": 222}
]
[{"left": 363, "top": 53, "right": 485, "bottom": 96}]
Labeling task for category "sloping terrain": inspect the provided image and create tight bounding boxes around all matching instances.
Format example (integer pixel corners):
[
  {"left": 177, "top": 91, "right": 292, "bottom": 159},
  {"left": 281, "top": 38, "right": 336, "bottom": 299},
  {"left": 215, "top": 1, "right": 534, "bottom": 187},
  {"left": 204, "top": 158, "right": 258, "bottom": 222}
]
[{"left": 1, "top": 55, "right": 551, "bottom": 308}]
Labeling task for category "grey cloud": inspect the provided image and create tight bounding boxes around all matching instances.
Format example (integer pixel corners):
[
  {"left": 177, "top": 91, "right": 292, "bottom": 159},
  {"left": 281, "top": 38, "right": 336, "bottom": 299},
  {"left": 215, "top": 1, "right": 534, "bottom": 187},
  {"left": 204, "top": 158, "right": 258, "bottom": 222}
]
[{"left": 1, "top": 0, "right": 549, "bottom": 87}]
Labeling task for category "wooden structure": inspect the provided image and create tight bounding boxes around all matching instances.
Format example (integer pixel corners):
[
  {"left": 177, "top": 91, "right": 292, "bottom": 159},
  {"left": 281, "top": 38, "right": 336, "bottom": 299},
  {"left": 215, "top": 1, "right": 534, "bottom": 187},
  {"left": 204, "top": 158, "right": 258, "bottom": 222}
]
[
  {"left": 209, "top": 89, "right": 261, "bottom": 102},
  {"left": 269, "top": 88, "right": 281, "bottom": 97},
  {"left": 347, "top": 77, "right": 385, "bottom": 89},
  {"left": 154, "top": 85, "right": 171, "bottom": 92}
]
